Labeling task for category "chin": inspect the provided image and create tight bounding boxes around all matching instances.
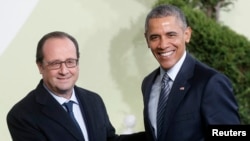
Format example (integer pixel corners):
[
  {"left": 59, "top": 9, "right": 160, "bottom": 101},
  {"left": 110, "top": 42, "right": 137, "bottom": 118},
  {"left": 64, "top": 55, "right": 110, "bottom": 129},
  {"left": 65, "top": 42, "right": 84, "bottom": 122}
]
[{"left": 161, "top": 62, "right": 175, "bottom": 70}]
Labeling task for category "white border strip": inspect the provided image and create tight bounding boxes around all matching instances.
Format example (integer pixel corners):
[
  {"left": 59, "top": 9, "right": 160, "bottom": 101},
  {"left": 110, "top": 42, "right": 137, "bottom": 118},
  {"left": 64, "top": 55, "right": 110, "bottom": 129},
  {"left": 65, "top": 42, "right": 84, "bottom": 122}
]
[{"left": 0, "top": 0, "right": 39, "bottom": 56}]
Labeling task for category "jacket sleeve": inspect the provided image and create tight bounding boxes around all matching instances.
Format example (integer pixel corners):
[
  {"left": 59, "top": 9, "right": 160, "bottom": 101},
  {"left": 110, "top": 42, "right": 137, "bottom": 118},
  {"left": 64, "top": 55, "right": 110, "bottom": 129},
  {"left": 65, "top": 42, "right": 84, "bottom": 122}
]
[
  {"left": 93, "top": 94, "right": 147, "bottom": 141},
  {"left": 7, "top": 108, "right": 47, "bottom": 141},
  {"left": 201, "top": 73, "right": 241, "bottom": 124}
]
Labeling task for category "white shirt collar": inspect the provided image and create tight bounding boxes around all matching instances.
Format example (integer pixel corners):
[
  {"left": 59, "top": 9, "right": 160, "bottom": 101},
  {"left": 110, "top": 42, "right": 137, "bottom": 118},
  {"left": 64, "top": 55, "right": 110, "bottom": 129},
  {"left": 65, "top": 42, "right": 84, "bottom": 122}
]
[
  {"left": 160, "top": 51, "right": 186, "bottom": 81},
  {"left": 43, "top": 84, "right": 79, "bottom": 105}
]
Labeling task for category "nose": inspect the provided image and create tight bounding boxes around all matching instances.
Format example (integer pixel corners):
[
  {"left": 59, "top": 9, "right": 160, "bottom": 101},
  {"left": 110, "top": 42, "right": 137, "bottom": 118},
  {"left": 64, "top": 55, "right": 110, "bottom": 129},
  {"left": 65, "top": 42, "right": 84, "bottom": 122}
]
[
  {"left": 159, "top": 37, "right": 169, "bottom": 49},
  {"left": 59, "top": 63, "right": 69, "bottom": 74}
]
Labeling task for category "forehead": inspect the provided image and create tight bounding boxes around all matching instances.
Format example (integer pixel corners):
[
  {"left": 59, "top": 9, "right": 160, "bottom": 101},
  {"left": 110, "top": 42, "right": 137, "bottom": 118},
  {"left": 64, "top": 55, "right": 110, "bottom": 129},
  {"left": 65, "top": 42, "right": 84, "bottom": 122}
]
[
  {"left": 147, "top": 16, "right": 183, "bottom": 34},
  {"left": 149, "top": 16, "right": 181, "bottom": 28},
  {"left": 43, "top": 37, "right": 77, "bottom": 60}
]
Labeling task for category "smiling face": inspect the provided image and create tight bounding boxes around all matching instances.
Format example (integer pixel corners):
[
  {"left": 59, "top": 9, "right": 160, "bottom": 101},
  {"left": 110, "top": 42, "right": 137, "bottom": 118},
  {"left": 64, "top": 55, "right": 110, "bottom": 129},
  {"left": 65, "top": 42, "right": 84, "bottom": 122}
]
[
  {"left": 145, "top": 16, "right": 191, "bottom": 70},
  {"left": 37, "top": 37, "right": 79, "bottom": 99}
]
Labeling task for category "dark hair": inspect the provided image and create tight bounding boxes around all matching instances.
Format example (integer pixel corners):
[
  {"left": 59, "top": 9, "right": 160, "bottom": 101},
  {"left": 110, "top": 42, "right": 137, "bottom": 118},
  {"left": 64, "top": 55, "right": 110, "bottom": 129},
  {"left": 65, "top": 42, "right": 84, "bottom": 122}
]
[
  {"left": 145, "top": 4, "right": 188, "bottom": 32},
  {"left": 36, "top": 31, "right": 80, "bottom": 63}
]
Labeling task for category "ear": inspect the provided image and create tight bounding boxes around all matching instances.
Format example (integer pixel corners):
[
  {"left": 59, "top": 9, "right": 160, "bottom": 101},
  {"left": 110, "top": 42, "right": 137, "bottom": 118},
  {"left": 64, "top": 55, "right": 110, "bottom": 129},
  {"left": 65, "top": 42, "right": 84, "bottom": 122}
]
[
  {"left": 184, "top": 27, "right": 192, "bottom": 43},
  {"left": 144, "top": 32, "right": 150, "bottom": 48},
  {"left": 36, "top": 62, "right": 44, "bottom": 74}
]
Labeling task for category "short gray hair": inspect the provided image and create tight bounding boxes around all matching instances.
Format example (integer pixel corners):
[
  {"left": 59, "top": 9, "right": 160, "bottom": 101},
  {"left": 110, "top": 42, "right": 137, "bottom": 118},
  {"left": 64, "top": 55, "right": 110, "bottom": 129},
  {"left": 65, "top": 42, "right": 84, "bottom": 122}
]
[{"left": 145, "top": 4, "right": 188, "bottom": 32}]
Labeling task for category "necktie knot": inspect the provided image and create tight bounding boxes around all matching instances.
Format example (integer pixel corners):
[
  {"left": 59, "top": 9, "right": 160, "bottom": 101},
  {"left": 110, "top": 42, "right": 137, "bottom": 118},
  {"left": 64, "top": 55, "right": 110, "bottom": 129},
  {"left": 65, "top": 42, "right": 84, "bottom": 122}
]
[
  {"left": 63, "top": 101, "right": 74, "bottom": 113},
  {"left": 162, "top": 73, "right": 170, "bottom": 85}
]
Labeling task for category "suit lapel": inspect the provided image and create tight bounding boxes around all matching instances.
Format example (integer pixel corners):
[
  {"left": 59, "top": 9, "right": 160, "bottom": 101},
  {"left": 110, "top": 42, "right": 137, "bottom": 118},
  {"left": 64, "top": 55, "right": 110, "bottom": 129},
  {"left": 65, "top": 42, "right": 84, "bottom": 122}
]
[
  {"left": 159, "top": 53, "right": 196, "bottom": 140},
  {"left": 160, "top": 76, "right": 191, "bottom": 139},
  {"left": 74, "top": 88, "right": 95, "bottom": 141},
  {"left": 35, "top": 81, "right": 84, "bottom": 141},
  {"left": 74, "top": 87, "right": 107, "bottom": 141}
]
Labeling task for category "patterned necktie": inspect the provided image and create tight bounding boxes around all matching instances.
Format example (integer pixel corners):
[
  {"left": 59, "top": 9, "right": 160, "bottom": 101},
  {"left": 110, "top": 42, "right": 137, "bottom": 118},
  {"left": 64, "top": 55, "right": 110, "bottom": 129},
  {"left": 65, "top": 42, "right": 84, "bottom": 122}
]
[
  {"left": 63, "top": 101, "right": 84, "bottom": 140},
  {"left": 157, "top": 72, "right": 171, "bottom": 139}
]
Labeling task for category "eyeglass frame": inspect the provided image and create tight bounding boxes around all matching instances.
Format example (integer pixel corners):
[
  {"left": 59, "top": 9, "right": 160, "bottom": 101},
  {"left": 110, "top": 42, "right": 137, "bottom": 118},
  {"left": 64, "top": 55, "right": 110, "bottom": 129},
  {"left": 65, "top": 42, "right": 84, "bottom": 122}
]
[{"left": 43, "top": 58, "right": 79, "bottom": 70}]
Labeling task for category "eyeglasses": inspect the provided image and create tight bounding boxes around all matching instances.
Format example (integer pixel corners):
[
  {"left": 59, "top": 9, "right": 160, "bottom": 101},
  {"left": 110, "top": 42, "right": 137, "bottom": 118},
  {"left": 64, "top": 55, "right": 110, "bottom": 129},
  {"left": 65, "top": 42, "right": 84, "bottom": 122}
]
[{"left": 45, "top": 59, "right": 78, "bottom": 70}]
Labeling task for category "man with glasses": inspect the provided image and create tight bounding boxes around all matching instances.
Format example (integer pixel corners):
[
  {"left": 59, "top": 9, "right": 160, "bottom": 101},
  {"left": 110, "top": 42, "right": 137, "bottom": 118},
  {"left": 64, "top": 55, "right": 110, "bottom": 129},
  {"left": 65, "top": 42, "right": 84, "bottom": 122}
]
[{"left": 6, "top": 31, "right": 145, "bottom": 141}]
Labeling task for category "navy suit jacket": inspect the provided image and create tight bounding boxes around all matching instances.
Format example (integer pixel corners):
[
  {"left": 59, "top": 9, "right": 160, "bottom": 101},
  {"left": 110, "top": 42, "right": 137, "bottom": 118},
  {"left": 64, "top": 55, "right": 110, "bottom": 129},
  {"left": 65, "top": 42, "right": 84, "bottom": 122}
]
[
  {"left": 7, "top": 80, "right": 145, "bottom": 141},
  {"left": 141, "top": 53, "right": 240, "bottom": 141}
]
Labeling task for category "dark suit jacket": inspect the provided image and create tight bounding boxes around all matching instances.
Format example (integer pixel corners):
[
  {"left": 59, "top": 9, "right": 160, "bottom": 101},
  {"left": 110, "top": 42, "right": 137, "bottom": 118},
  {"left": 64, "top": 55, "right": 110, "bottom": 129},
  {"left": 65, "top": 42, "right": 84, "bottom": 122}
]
[
  {"left": 7, "top": 80, "right": 145, "bottom": 141},
  {"left": 141, "top": 53, "right": 240, "bottom": 141}
]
